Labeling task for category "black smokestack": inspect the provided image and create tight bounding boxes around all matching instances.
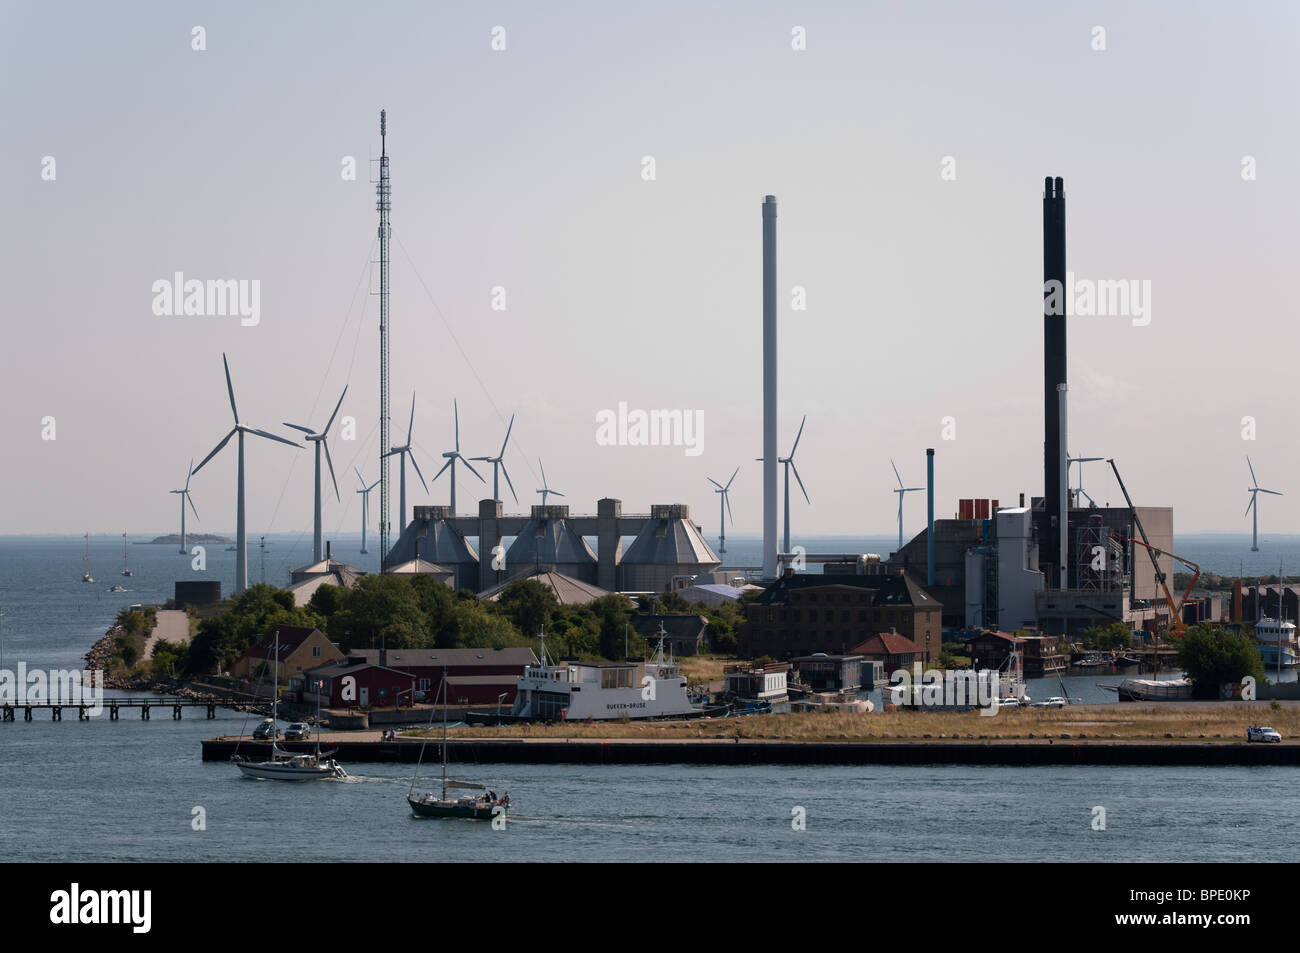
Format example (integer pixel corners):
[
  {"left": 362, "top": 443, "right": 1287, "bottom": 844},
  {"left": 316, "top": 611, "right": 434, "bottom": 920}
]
[{"left": 1043, "top": 175, "right": 1066, "bottom": 589}]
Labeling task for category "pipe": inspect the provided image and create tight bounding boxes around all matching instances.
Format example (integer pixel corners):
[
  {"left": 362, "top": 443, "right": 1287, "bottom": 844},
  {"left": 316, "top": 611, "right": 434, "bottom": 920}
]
[
  {"left": 762, "top": 195, "right": 778, "bottom": 579},
  {"left": 926, "top": 448, "right": 935, "bottom": 587}
]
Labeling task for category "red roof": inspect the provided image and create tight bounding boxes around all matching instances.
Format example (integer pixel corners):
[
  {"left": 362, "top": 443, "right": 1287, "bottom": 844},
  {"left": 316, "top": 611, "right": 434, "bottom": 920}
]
[{"left": 851, "top": 632, "right": 925, "bottom": 657}]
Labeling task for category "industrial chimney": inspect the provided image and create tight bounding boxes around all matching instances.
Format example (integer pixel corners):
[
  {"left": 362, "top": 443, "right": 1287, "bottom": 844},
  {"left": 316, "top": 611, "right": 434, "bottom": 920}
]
[
  {"left": 1043, "top": 176, "right": 1067, "bottom": 589},
  {"left": 762, "top": 195, "right": 778, "bottom": 579},
  {"left": 926, "top": 448, "right": 935, "bottom": 587}
]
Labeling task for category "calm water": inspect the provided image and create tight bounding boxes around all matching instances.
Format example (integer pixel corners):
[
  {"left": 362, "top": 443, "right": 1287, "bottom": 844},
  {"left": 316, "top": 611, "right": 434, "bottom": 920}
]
[{"left": 1, "top": 534, "right": 1298, "bottom": 862}]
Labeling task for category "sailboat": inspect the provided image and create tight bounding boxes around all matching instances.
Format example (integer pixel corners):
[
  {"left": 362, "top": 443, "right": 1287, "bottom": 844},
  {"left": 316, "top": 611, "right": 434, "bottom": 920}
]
[
  {"left": 407, "top": 670, "right": 508, "bottom": 820},
  {"left": 120, "top": 532, "right": 133, "bottom": 577},
  {"left": 81, "top": 533, "right": 93, "bottom": 583},
  {"left": 233, "top": 632, "right": 348, "bottom": 781}
]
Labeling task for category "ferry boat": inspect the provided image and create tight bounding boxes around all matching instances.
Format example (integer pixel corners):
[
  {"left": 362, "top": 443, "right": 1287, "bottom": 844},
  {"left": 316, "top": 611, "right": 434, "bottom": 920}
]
[
  {"left": 1254, "top": 618, "right": 1300, "bottom": 669},
  {"left": 511, "top": 625, "right": 714, "bottom": 721}
]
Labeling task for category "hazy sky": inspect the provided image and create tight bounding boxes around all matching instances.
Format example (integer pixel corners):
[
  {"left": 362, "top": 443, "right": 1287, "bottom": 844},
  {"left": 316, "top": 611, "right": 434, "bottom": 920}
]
[{"left": 2, "top": 1, "right": 1297, "bottom": 542}]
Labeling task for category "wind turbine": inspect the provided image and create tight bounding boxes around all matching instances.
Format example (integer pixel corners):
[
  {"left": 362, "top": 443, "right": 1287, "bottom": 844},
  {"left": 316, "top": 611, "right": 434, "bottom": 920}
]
[
  {"left": 284, "top": 386, "right": 348, "bottom": 564},
  {"left": 169, "top": 459, "right": 199, "bottom": 554},
  {"left": 470, "top": 413, "right": 518, "bottom": 505},
  {"left": 431, "top": 399, "right": 485, "bottom": 515},
  {"left": 891, "top": 459, "right": 924, "bottom": 551},
  {"left": 1246, "top": 456, "right": 1283, "bottom": 552},
  {"left": 1068, "top": 454, "right": 1104, "bottom": 507},
  {"left": 537, "top": 459, "right": 565, "bottom": 505},
  {"left": 383, "top": 392, "right": 428, "bottom": 532},
  {"left": 192, "top": 353, "right": 300, "bottom": 596},
  {"left": 354, "top": 467, "right": 379, "bottom": 554},
  {"left": 708, "top": 467, "right": 739, "bottom": 557}
]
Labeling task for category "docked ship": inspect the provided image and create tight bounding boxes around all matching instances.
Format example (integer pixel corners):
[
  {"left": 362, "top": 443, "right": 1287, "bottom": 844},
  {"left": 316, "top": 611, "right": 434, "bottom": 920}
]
[
  {"left": 511, "top": 627, "right": 717, "bottom": 721},
  {"left": 1103, "top": 678, "right": 1193, "bottom": 702},
  {"left": 1253, "top": 618, "right": 1300, "bottom": 669}
]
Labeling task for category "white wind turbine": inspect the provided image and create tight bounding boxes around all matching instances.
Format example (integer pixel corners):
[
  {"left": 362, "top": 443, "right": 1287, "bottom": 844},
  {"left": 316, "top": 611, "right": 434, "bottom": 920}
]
[
  {"left": 169, "top": 459, "right": 199, "bottom": 554},
  {"left": 1068, "top": 454, "right": 1104, "bottom": 507},
  {"left": 431, "top": 399, "right": 485, "bottom": 515},
  {"left": 891, "top": 459, "right": 924, "bottom": 551},
  {"left": 708, "top": 467, "right": 739, "bottom": 557},
  {"left": 383, "top": 392, "right": 429, "bottom": 532},
  {"left": 284, "top": 386, "right": 348, "bottom": 564},
  {"left": 192, "top": 354, "right": 301, "bottom": 596},
  {"left": 470, "top": 413, "right": 519, "bottom": 505},
  {"left": 354, "top": 467, "right": 379, "bottom": 554},
  {"left": 1246, "top": 456, "right": 1283, "bottom": 552},
  {"left": 536, "top": 459, "right": 564, "bottom": 506}
]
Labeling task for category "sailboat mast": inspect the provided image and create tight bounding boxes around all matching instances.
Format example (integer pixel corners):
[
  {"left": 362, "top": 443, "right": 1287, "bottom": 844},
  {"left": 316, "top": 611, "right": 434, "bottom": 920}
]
[{"left": 441, "top": 667, "right": 448, "bottom": 800}]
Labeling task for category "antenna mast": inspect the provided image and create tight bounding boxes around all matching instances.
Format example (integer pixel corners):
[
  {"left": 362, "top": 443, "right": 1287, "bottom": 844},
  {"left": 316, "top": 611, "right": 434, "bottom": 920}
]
[{"left": 377, "top": 109, "right": 392, "bottom": 571}]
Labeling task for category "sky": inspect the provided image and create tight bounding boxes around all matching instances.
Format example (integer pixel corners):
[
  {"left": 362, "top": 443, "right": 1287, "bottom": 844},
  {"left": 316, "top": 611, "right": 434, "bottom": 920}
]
[{"left": 2, "top": 0, "right": 1297, "bottom": 542}]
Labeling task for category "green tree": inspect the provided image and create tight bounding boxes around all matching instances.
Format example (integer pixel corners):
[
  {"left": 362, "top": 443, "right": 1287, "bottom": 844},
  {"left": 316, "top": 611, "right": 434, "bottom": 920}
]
[
  {"left": 1176, "top": 624, "right": 1265, "bottom": 698},
  {"left": 1082, "top": 621, "right": 1132, "bottom": 650},
  {"left": 325, "top": 574, "right": 427, "bottom": 651},
  {"left": 494, "top": 579, "right": 558, "bottom": 638}
]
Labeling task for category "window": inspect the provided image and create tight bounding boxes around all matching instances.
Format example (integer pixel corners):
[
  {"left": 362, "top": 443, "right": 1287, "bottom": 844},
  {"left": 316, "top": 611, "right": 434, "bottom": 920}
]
[
  {"left": 312, "top": 646, "right": 321, "bottom": 658},
  {"left": 810, "top": 610, "right": 818, "bottom": 622}
]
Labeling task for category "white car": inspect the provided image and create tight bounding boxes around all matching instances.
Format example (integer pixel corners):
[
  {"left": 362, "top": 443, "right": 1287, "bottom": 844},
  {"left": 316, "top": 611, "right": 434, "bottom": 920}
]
[
  {"left": 997, "top": 697, "right": 1021, "bottom": 709},
  {"left": 1033, "top": 696, "right": 1067, "bottom": 708},
  {"left": 1247, "top": 725, "right": 1282, "bottom": 743}
]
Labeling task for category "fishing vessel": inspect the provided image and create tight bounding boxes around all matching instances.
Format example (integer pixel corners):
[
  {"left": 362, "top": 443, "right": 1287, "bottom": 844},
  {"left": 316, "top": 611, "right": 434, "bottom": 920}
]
[
  {"left": 511, "top": 624, "right": 715, "bottom": 721},
  {"left": 407, "top": 671, "right": 507, "bottom": 820},
  {"left": 233, "top": 634, "right": 347, "bottom": 781}
]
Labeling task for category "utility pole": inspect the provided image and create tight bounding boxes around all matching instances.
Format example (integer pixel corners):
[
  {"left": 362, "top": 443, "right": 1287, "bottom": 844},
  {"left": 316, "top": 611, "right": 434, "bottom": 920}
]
[{"left": 377, "top": 109, "right": 392, "bottom": 572}]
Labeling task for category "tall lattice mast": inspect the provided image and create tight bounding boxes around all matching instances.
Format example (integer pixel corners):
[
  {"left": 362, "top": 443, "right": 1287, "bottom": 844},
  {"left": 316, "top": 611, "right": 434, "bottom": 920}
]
[{"left": 377, "top": 110, "right": 392, "bottom": 570}]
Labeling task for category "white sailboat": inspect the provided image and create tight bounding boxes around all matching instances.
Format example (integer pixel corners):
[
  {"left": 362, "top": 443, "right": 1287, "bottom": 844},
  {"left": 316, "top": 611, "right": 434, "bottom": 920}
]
[
  {"left": 407, "top": 669, "right": 507, "bottom": 819},
  {"left": 120, "top": 532, "right": 133, "bottom": 577},
  {"left": 233, "top": 632, "right": 347, "bottom": 781},
  {"left": 81, "top": 533, "right": 93, "bottom": 583}
]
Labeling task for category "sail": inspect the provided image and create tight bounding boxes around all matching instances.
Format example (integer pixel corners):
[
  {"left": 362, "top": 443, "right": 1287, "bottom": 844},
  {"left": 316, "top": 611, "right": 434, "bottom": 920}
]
[{"left": 445, "top": 780, "right": 485, "bottom": 790}]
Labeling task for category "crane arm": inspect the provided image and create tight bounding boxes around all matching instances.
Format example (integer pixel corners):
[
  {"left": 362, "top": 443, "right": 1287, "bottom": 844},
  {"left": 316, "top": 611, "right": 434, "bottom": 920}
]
[{"left": 1107, "top": 458, "right": 1183, "bottom": 632}]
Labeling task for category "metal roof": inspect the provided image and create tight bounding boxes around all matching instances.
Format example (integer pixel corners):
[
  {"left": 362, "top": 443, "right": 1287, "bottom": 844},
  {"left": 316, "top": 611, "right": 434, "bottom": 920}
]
[
  {"left": 622, "top": 509, "right": 719, "bottom": 566},
  {"left": 504, "top": 518, "right": 597, "bottom": 567}
]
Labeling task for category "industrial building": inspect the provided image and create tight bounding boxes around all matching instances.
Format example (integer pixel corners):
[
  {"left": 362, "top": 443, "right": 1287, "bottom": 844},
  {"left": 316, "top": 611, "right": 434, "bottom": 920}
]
[
  {"left": 385, "top": 499, "right": 720, "bottom": 595},
  {"left": 738, "top": 571, "right": 942, "bottom": 660}
]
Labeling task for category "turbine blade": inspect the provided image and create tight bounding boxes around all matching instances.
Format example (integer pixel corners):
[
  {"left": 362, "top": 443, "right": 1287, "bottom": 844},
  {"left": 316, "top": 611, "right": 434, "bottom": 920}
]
[
  {"left": 1246, "top": 495, "right": 1256, "bottom": 517},
  {"left": 367, "top": 480, "right": 380, "bottom": 492},
  {"left": 431, "top": 458, "right": 452, "bottom": 482},
  {"left": 539, "top": 458, "right": 547, "bottom": 489},
  {"left": 791, "top": 461, "right": 810, "bottom": 504},
  {"left": 453, "top": 399, "right": 460, "bottom": 451},
  {"left": 409, "top": 450, "right": 429, "bottom": 492},
  {"left": 708, "top": 478, "right": 725, "bottom": 490},
  {"left": 550, "top": 490, "right": 565, "bottom": 498},
  {"left": 184, "top": 458, "right": 194, "bottom": 491},
  {"left": 248, "top": 427, "right": 301, "bottom": 449},
  {"left": 222, "top": 353, "right": 239, "bottom": 424},
  {"left": 354, "top": 465, "right": 366, "bottom": 488},
  {"left": 891, "top": 458, "right": 903, "bottom": 487},
  {"left": 407, "top": 393, "right": 416, "bottom": 445},
  {"left": 501, "top": 464, "right": 519, "bottom": 504},
  {"left": 324, "top": 385, "right": 348, "bottom": 434},
  {"left": 500, "top": 413, "right": 514, "bottom": 456},
  {"left": 187, "top": 493, "right": 200, "bottom": 520},
  {"left": 193, "top": 428, "right": 237, "bottom": 474},
  {"left": 725, "top": 492, "right": 734, "bottom": 525},
  {"left": 323, "top": 439, "right": 339, "bottom": 501},
  {"left": 283, "top": 423, "right": 315, "bottom": 434},
  {"left": 459, "top": 455, "right": 486, "bottom": 483},
  {"left": 1248, "top": 456, "right": 1258, "bottom": 487},
  {"left": 1259, "top": 489, "right": 1283, "bottom": 496},
  {"left": 725, "top": 465, "right": 740, "bottom": 490},
  {"left": 789, "top": 414, "right": 807, "bottom": 457}
]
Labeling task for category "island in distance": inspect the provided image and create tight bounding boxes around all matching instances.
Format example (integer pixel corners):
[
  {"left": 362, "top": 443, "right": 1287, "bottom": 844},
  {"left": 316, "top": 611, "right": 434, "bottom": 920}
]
[{"left": 145, "top": 534, "right": 233, "bottom": 545}]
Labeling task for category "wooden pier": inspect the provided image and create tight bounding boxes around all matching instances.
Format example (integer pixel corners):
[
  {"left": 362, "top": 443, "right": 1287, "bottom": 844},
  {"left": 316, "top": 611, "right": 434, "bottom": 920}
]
[{"left": 2, "top": 697, "right": 229, "bottom": 722}]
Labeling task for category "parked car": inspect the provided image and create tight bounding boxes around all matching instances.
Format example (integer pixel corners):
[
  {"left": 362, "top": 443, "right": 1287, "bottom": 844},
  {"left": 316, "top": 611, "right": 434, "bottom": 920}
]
[
  {"left": 1039, "top": 696, "right": 1067, "bottom": 708},
  {"left": 997, "top": 697, "right": 1021, "bottom": 709},
  {"left": 1247, "top": 725, "right": 1282, "bottom": 743},
  {"left": 252, "top": 718, "right": 280, "bottom": 740},
  {"left": 283, "top": 722, "right": 311, "bottom": 740}
]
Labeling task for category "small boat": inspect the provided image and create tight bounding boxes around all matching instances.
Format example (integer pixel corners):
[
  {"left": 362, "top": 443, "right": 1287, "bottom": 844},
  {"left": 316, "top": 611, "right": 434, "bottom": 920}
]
[
  {"left": 407, "top": 669, "right": 509, "bottom": 821},
  {"left": 81, "top": 533, "right": 93, "bottom": 582},
  {"left": 234, "top": 633, "right": 347, "bottom": 781},
  {"left": 107, "top": 585, "right": 127, "bottom": 593},
  {"left": 1100, "top": 677, "right": 1193, "bottom": 702}
]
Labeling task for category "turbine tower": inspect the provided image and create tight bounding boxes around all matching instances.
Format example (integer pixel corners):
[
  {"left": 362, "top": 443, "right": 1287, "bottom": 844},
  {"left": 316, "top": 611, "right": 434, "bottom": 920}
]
[
  {"left": 377, "top": 109, "right": 392, "bottom": 571},
  {"left": 708, "top": 467, "right": 739, "bottom": 558},
  {"left": 432, "top": 399, "right": 485, "bottom": 514},
  {"left": 284, "top": 386, "right": 348, "bottom": 563},
  {"left": 192, "top": 353, "right": 300, "bottom": 596},
  {"left": 537, "top": 459, "right": 564, "bottom": 505},
  {"left": 470, "top": 413, "right": 518, "bottom": 504},
  {"left": 1246, "top": 456, "right": 1283, "bottom": 552},
  {"left": 1068, "top": 454, "right": 1104, "bottom": 507},
  {"left": 383, "top": 393, "right": 428, "bottom": 532},
  {"left": 891, "top": 459, "right": 923, "bottom": 551},
  {"left": 169, "top": 459, "right": 199, "bottom": 554},
  {"left": 354, "top": 467, "right": 379, "bottom": 554}
]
